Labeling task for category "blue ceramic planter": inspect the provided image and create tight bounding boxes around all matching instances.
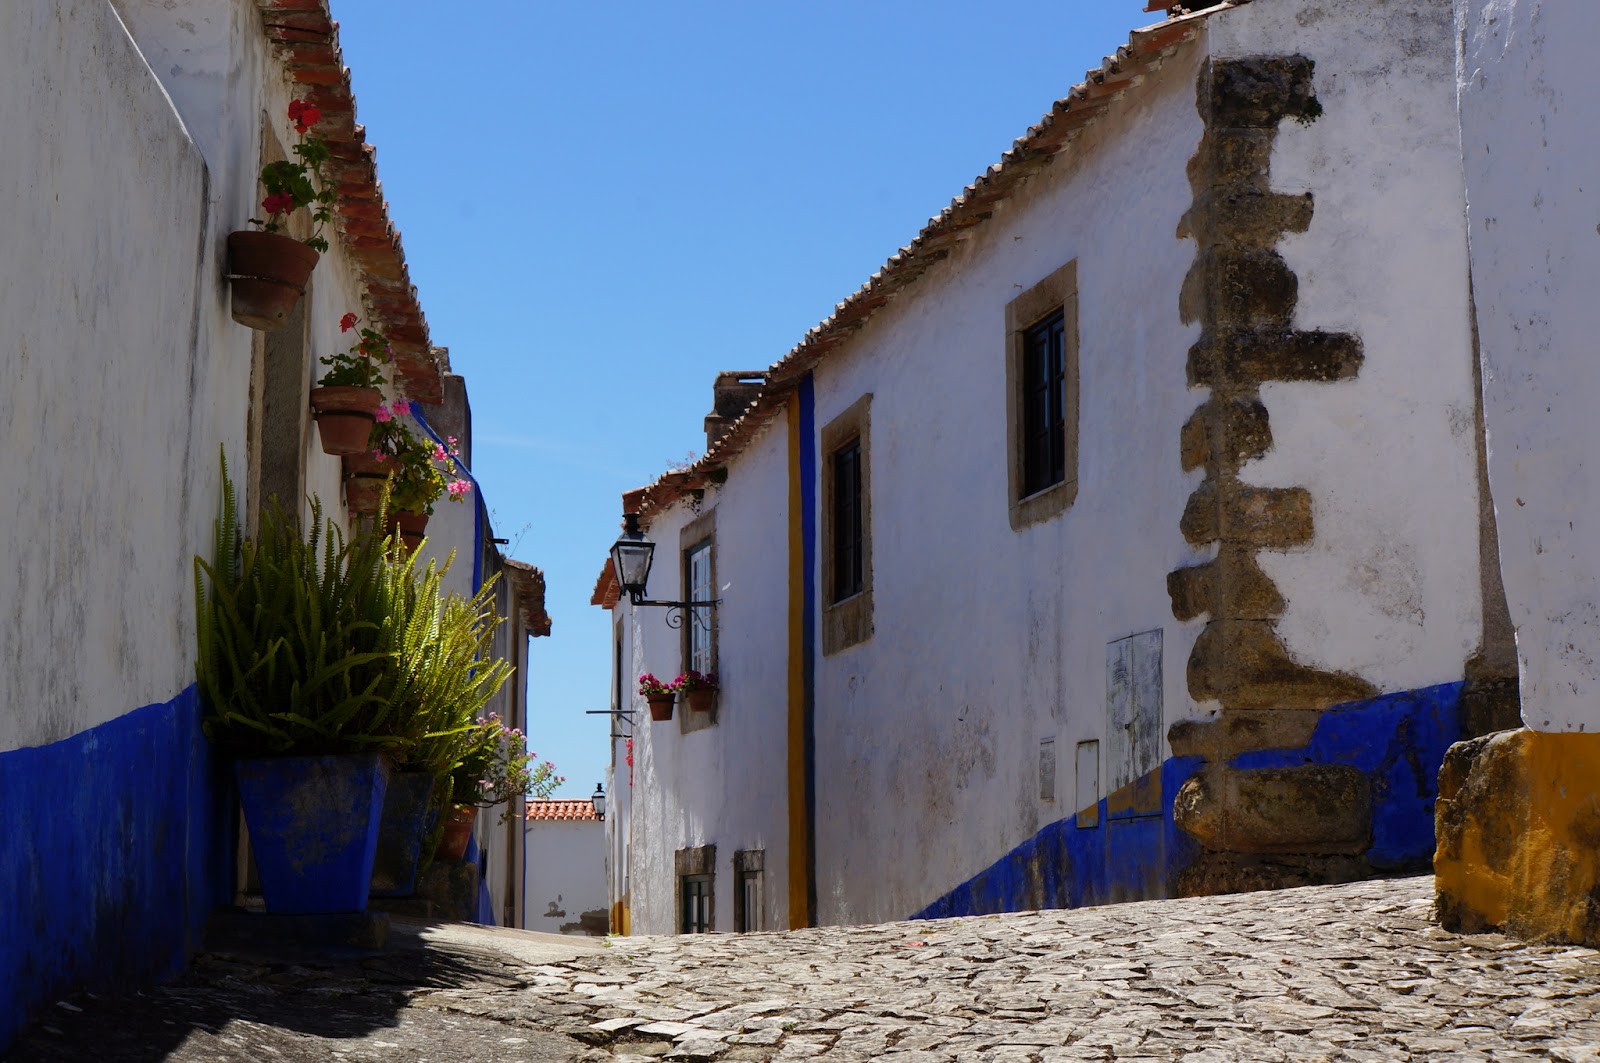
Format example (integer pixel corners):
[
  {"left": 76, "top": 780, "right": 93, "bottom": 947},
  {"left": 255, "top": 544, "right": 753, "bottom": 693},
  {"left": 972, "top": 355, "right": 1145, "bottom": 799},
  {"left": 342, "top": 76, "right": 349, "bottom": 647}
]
[
  {"left": 235, "top": 753, "right": 390, "bottom": 914},
  {"left": 369, "top": 771, "right": 438, "bottom": 898}
]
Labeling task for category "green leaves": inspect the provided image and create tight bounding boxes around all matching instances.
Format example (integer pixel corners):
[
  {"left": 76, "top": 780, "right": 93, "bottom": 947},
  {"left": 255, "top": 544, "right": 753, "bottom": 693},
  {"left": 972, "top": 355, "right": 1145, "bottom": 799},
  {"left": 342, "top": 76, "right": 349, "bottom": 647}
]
[{"left": 194, "top": 458, "right": 511, "bottom": 762}]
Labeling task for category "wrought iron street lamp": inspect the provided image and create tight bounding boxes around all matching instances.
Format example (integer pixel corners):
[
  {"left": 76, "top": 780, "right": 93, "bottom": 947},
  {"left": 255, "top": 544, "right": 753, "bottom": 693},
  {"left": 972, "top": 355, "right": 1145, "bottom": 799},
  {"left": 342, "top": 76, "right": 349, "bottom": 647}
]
[
  {"left": 608, "top": 512, "right": 720, "bottom": 628},
  {"left": 591, "top": 783, "right": 606, "bottom": 821}
]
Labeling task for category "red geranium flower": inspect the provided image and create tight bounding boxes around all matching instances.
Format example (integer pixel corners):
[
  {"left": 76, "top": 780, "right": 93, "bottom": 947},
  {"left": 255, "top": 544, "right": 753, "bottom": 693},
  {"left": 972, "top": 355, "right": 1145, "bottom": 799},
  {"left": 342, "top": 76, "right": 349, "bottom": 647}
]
[
  {"left": 260, "top": 191, "right": 295, "bottom": 216},
  {"left": 286, "top": 99, "right": 322, "bottom": 133},
  {"left": 339, "top": 312, "right": 359, "bottom": 332}
]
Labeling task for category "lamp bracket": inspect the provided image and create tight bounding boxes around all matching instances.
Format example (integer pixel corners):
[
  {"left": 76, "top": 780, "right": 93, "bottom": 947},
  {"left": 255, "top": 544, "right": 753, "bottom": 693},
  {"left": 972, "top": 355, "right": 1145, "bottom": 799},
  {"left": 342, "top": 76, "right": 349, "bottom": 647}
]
[{"left": 628, "top": 595, "right": 721, "bottom": 631}]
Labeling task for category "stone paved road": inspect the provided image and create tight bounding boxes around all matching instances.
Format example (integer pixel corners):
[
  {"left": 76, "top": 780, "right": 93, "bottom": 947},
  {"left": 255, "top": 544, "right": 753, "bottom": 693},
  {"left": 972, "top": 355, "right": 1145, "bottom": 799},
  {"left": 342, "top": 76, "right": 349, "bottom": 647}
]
[{"left": 12, "top": 876, "right": 1600, "bottom": 1061}]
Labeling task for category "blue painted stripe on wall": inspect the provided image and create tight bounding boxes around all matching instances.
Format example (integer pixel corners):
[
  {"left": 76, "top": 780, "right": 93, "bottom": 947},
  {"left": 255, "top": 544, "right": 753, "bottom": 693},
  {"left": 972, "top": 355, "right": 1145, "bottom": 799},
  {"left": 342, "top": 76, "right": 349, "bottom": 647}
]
[
  {"left": 798, "top": 373, "right": 818, "bottom": 926},
  {"left": 1230, "top": 681, "right": 1464, "bottom": 869},
  {"left": 911, "top": 682, "right": 1465, "bottom": 921},
  {"left": 0, "top": 688, "right": 231, "bottom": 1053}
]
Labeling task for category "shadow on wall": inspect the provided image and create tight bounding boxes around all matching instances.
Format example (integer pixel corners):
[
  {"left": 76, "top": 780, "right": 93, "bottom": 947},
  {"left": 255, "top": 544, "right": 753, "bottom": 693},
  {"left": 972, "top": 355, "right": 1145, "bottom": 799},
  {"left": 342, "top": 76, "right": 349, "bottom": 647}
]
[
  {"left": 0, "top": 691, "right": 232, "bottom": 1054},
  {"left": 913, "top": 682, "right": 1464, "bottom": 921}
]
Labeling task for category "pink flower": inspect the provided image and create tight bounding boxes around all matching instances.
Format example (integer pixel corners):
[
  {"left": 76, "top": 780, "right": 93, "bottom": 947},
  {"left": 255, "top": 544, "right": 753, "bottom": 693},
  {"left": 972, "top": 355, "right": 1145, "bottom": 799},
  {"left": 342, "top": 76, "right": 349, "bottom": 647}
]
[
  {"left": 373, "top": 405, "right": 392, "bottom": 423},
  {"left": 446, "top": 479, "right": 472, "bottom": 497},
  {"left": 432, "top": 444, "right": 447, "bottom": 462},
  {"left": 370, "top": 450, "right": 387, "bottom": 463},
  {"left": 392, "top": 398, "right": 411, "bottom": 416},
  {"left": 339, "top": 312, "right": 359, "bottom": 332}
]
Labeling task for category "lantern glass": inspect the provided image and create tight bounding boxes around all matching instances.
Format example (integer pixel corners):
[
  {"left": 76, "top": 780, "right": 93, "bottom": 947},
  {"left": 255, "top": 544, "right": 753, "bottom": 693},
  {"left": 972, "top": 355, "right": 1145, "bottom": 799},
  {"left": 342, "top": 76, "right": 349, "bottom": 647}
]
[
  {"left": 591, "top": 783, "right": 607, "bottom": 820},
  {"left": 610, "top": 514, "right": 655, "bottom": 598}
]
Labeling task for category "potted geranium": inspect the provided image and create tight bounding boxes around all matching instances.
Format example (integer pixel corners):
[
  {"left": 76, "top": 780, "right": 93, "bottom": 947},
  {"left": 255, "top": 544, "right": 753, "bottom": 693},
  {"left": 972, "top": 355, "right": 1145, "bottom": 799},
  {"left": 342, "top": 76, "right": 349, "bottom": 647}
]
[
  {"left": 674, "top": 670, "right": 719, "bottom": 714},
  {"left": 228, "top": 100, "right": 335, "bottom": 330},
  {"left": 639, "top": 673, "right": 676, "bottom": 722},
  {"left": 384, "top": 421, "right": 472, "bottom": 548},
  {"left": 437, "top": 714, "right": 564, "bottom": 862},
  {"left": 311, "top": 312, "right": 390, "bottom": 456}
]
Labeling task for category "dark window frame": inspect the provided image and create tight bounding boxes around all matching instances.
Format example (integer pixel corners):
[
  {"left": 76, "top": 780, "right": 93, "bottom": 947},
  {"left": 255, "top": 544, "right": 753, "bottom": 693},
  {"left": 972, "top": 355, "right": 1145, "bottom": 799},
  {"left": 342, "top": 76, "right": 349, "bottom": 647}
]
[
  {"left": 674, "top": 844, "right": 716, "bottom": 934},
  {"left": 678, "top": 507, "right": 719, "bottom": 734},
  {"left": 732, "top": 849, "right": 765, "bottom": 933},
  {"left": 820, "top": 394, "right": 874, "bottom": 656},
  {"left": 1005, "top": 260, "right": 1080, "bottom": 530}
]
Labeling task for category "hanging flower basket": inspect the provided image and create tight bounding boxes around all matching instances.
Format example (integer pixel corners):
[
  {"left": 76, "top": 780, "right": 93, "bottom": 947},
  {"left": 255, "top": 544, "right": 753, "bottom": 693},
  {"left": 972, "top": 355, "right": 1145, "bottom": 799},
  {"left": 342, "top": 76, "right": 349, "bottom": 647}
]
[
  {"left": 646, "top": 693, "right": 676, "bottom": 722},
  {"left": 343, "top": 450, "right": 390, "bottom": 479},
  {"left": 435, "top": 804, "right": 477, "bottom": 863},
  {"left": 310, "top": 386, "right": 382, "bottom": 456},
  {"left": 685, "top": 688, "right": 715, "bottom": 714},
  {"left": 226, "top": 231, "right": 320, "bottom": 331},
  {"left": 344, "top": 474, "right": 387, "bottom": 519},
  {"left": 390, "top": 510, "right": 429, "bottom": 551}
]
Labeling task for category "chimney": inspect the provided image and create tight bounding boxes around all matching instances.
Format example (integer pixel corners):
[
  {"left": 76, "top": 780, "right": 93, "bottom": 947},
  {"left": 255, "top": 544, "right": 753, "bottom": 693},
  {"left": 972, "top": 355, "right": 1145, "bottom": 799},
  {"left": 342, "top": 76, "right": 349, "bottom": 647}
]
[{"left": 704, "top": 371, "right": 766, "bottom": 451}]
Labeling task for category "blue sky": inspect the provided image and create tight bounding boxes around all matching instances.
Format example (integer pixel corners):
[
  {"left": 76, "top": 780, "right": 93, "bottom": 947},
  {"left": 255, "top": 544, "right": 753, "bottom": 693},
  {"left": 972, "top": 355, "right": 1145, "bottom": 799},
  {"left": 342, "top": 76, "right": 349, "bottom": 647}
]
[{"left": 329, "top": 1, "right": 1154, "bottom": 795}]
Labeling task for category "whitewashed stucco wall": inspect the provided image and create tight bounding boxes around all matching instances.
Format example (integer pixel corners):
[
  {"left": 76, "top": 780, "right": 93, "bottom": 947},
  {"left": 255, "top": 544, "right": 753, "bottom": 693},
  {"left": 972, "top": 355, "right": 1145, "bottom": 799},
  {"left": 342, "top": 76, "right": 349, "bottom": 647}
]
[
  {"left": 626, "top": 416, "right": 792, "bottom": 936},
  {"left": 808, "top": 40, "right": 1209, "bottom": 926},
  {"left": 0, "top": 2, "right": 241, "bottom": 752},
  {"left": 1215, "top": 0, "right": 1484, "bottom": 695},
  {"left": 0, "top": 0, "right": 393, "bottom": 753},
  {"left": 526, "top": 820, "right": 608, "bottom": 935},
  {"left": 1456, "top": 0, "right": 1600, "bottom": 732}
]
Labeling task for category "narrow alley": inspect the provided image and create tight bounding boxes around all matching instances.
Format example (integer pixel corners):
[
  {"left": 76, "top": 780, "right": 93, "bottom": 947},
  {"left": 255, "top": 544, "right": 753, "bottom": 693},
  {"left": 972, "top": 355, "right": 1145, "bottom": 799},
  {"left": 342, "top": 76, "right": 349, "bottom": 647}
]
[{"left": 12, "top": 876, "right": 1599, "bottom": 1062}]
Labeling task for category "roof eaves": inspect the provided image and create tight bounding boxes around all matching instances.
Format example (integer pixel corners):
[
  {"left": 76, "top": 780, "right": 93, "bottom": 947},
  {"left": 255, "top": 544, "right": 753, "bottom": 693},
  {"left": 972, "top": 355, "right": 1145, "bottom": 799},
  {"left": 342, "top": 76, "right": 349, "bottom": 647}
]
[
  {"left": 629, "top": 5, "right": 1232, "bottom": 518},
  {"left": 503, "top": 557, "right": 552, "bottom": 637},
  {"left": 255, "top": 1, "right": 443, "bottom": 404}
]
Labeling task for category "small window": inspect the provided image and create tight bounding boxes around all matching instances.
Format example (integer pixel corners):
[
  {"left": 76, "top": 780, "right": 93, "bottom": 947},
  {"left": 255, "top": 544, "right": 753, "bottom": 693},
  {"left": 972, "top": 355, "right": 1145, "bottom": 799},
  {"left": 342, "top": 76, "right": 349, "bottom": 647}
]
[
  {"left": 732, "top": 849, "right": 764, "bottom": 933},
  {"left": 1021, "top": 309, "right": 1067, "bottom": 496},
  {"left": 1005, "top": 261, "right": 1079, "bottom": 530},
  {"left": 674, "top": 844, "right": 715, "bottom": 934},
  {"left": 678, "top": 508, "right": 719, "bottom": 734},
  {"left": 831, "top": 439, "right": 864, "bottom": 603},
  {"left": 680, "top": 874, "right": 711, "bottom": 934},
  {"left": 821, "top": 394, "right": 873, "bottom": 655},
  {"left": 686, "top": 539, "right": 714, "bottom": 673}
]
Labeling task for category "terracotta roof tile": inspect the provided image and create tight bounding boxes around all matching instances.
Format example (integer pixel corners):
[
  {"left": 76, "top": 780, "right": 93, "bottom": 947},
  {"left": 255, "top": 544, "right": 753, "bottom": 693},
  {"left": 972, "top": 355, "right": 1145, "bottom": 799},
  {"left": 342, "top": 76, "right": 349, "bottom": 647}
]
[
  {"left": 591, "top": 558, "right": 621, "bottom": 610},
  {"left": 627, "top": 3, "right": 1242, "bottom": 523},
  {"left": 254, "top": 0, "right": 442, "bottom": 404},
  {"left": 503, "top": 558, "right": 552, "bottom": 638},
  {"left": 525, "top": 799, "right": 600, "bottom": 823}
]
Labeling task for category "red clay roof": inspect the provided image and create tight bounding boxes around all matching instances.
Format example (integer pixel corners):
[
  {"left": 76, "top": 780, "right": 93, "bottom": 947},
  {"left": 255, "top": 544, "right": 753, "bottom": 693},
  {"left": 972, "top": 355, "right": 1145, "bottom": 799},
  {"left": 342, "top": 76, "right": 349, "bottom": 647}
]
[
  {"left": 591, "top": 558, "right": 620, "bottom": 610},
  {"left": 255, "top": 0, "right": 441, "bottom": 404},
  {"left": 525, "top": 799, "right": 601, "bottom": 823},
  {"left": 503, "top": 558, "right": 552, "bottom": 638},
  {"left": 626, "top": 4, "right": 1241, "bottom": 523}
]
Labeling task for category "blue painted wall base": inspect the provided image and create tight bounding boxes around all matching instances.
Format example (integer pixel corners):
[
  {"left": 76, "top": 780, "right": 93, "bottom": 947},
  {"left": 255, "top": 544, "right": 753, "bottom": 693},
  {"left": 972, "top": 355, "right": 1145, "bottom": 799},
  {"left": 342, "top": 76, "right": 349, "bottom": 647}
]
[
  {"left": 0, "top": 688, "right": 232, "bottom": 1053},
  {"left": 913, "top": 681, "right": 1463, "bottom": 921}
]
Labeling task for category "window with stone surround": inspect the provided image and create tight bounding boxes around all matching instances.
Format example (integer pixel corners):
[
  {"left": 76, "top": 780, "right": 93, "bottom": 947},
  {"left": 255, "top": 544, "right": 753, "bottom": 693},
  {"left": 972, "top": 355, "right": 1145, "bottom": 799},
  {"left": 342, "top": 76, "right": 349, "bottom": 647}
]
[
  {"left": 675, "top": 844, "right": 716, "bottom": 934},
  {"left": 733, "top": 849, "right": 764, "bottom": 933},
  {"left": 1006, "top": 260, "right": 1079, "bottom": 530},
  {"left": 821, "top": 394, "right": 873, "bottom": 655},
  {"left": 679, "top": 506, "right": 718, "bottom": 734}
]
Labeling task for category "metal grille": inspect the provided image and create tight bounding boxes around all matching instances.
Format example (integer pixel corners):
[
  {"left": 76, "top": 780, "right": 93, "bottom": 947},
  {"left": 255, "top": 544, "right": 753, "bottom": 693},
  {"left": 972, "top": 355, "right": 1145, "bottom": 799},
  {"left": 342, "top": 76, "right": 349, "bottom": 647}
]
[{"left": 832, "top": 438, "right": 864, "bottom": 602}]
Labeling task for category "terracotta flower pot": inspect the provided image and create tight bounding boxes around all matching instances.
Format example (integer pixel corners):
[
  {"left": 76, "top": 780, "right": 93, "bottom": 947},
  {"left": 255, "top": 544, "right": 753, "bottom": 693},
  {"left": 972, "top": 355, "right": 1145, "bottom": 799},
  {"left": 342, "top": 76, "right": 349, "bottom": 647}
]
[
  {"left": 342, "top": 450, "right": 392, "bottom": 479},
  {"left": 227, "top": 231, "right": 320, "bottom": 330},
  {"left": 685, "top": 688, "right": 716, "bottom": 714},
  {"left": 647, "top": 694, "right": 676, "bottom": 722},
  {"left": 310, "top": 386, "right": 383, "bottom": 456},
  {"left": 389, "top": 510, "right": 429, "bottom": 551},
  {"left": 435, "top": 804, "right": 477, "bottom": 863},
  {"left": 344, "top": 474, "right": 387, "bottom": 519}
]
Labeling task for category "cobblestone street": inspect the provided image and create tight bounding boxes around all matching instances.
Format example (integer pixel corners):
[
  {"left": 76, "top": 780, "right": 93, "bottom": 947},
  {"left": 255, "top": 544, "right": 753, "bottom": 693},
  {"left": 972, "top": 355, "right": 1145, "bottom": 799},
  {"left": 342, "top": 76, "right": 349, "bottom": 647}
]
[{"left": 12, "top": 876, "right": 1600, "bottom": 1062}]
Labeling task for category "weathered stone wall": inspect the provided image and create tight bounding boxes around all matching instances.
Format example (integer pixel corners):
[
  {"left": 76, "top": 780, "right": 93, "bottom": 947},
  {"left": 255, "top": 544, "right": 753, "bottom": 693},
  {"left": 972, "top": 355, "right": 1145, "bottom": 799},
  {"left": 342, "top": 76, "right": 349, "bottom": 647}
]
[
  {"left": 1436, "top": 0, "right": 1600, "bottom": 946},
  {"left": 1166, "top": 0, "right": 1486, "bottom": 893}
]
